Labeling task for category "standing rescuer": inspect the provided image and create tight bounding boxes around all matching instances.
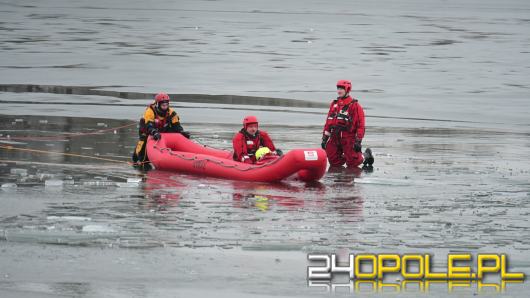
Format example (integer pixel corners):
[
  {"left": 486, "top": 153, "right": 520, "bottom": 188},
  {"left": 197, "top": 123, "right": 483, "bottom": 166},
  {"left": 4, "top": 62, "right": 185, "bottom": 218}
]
[
  {"left": 321, "top": 80, "right": 374, "bottom": 168},
  {"left": 232, "top": 116, "right": 281, "bottom": 164},
  {"left": 132, "top": 92, "right": 189, "bottom": 164}
]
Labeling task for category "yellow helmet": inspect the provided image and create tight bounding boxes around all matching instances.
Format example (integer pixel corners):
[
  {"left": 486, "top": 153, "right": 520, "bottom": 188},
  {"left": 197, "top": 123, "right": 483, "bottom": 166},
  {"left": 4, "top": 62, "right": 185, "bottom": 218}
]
[{"left": 255, "top": 147, "right": 271, "bottom": 161}]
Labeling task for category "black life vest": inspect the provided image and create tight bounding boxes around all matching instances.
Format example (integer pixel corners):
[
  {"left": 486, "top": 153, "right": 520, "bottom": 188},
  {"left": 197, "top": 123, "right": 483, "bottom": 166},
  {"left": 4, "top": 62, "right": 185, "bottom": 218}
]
[
  {"left": 139, "top": 105, "right": 177, "bottom": 135},
  {"left": 329, "top": 99, "right": 358, "bottom": 131},
  {"left": 233, "top": 129, "right": 265, "bottom": 160}
]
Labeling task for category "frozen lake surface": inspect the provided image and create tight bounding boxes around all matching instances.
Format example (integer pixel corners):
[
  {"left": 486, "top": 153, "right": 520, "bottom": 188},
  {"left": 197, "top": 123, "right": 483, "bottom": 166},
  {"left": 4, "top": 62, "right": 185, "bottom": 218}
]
[{"left": 1, "top": 115, "right": 528, "bottom": 297}]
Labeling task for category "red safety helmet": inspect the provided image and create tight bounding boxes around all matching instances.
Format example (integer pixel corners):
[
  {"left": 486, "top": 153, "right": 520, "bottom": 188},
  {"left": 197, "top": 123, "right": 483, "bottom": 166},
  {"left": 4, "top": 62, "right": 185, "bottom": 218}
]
[
  {"left": 336, "top": 80, "right": 352, "bottom": 93},
  {"left": 154, "top": 92, "right": 170, "bottom": 103},
  {"left": 243, "top": 115, "right": 258, "bottom": 128}
]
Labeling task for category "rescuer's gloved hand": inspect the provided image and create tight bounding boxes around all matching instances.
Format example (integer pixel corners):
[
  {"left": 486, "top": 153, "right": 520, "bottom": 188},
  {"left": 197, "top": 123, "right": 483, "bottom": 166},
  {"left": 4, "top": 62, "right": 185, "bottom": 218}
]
[
  {"left": 354, "top": 139, "right": 362, "bottom": 152},
  {"left": 152, "top": 131, "right": 161, "bottom": 141},
  {"left": 180, "top": 131, "right": 191, "bottom": 139},
  {"left": 321, "top": 135, "right": 329, "bottom": 149}
]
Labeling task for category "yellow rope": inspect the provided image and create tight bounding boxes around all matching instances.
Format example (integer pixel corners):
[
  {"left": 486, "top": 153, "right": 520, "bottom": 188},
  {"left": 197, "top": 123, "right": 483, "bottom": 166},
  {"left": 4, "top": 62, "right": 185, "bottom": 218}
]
[
  {"left": 0, "top": 144, "right": 136, "bottom": 165},
  {"left": 0, "top": 122, "right": 152, "bottom": 166}
]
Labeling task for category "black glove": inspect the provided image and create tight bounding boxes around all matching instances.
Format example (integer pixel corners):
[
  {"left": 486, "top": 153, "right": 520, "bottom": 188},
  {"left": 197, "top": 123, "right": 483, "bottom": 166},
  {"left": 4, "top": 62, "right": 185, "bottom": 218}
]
[
  {"left": 354, "top": 139, "right": 362, "bottom": 152},
  {"left": 152, "top": 131, "right": 161, "bottom": 141},
  {"left": 180, "top": 131, "right": 190, "bottom": 139},
  {"left": 321, "top": 136, "right": 329, "bottom": 149},
  {"left": 275, "top": 149, "right": 283, "bottom": 156}
]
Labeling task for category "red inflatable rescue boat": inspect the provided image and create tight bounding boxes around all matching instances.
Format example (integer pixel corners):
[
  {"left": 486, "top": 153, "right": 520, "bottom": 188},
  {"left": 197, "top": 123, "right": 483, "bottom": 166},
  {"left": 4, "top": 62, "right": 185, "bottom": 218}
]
[{"left": 146, "top": 133, "right": 327, "bottom": 182}]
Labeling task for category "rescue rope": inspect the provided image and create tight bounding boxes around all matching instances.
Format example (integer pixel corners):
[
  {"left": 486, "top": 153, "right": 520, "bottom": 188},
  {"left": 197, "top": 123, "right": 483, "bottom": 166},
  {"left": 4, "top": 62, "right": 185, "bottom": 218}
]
[
  {"left": 0, "top": 122, "right": 137, "bottom": 142},
  {"left": 0, "top": 144, "right": 150, "bottom": 166},
  {"left": 0, "top": 142, "right": 285, "bottom": 173},
  {"left": 0, "top": 119, "right": 279, "bottom": 170}
]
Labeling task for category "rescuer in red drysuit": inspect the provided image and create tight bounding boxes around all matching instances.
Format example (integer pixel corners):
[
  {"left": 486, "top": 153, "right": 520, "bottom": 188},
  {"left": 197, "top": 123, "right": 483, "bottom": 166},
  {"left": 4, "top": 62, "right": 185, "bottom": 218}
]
[
  {"left": 321, "top": 80, "right": 374, "bottom": 168},
  {"left": 232, "top": 116, "right": 282, "bottom": 164}
]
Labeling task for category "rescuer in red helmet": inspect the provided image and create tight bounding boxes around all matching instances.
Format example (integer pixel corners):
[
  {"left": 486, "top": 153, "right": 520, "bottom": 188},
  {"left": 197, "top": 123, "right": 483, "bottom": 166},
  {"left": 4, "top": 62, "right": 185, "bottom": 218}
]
[
  {"left": 321, "top": 80, "right": 374, "bottom": 169},
  {"left": 132, "top": 92, "right": 189, "bottom": 164},
  {"left": 232, "top": 116, "right": 282, "bottom": 164}
]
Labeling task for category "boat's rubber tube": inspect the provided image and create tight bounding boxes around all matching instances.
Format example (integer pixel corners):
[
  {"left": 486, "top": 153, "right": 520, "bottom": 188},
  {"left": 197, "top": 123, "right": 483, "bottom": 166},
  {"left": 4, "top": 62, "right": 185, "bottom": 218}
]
[{"left": 146, "top": 133, "right": 327, "bottom": 182}]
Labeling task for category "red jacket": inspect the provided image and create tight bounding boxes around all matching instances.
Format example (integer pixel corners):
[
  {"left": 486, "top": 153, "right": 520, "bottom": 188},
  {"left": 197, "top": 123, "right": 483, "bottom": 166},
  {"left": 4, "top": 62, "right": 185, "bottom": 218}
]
[
  {"left": 233, "top": 129, "right": 276, "bottom": 163},
  {"left": 323, "top": 96, "right": 365, "bottom": 140}
]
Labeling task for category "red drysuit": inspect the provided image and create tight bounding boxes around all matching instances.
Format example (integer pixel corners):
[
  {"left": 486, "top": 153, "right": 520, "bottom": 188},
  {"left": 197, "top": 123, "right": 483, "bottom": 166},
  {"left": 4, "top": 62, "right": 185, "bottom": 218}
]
[
  {"left": 233, "top": 129, "right": 276, "bottom": 164},
  {"left": 322, "top": 96, "right": 365, "bottom": 167}
]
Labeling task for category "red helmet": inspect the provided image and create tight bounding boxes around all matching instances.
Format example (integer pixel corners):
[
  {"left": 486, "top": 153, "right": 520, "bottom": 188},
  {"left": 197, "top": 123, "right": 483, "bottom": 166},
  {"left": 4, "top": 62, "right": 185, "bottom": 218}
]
[
  {"left": 154, "top": 92, "right": 170, "bottom": 103},
  {"left": 243, "top": 115, "right": 258, "bottom": 128},
  {"left": 336, "top": 80, "right": 352, "bottom": 93}
]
